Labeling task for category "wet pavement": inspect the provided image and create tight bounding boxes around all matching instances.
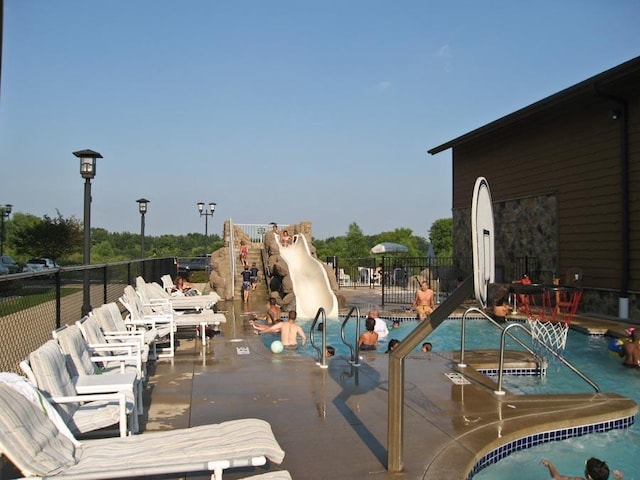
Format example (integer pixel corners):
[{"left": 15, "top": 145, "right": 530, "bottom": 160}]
[{"left": 139, "top": 288, "right": 637, "bottom": 480}]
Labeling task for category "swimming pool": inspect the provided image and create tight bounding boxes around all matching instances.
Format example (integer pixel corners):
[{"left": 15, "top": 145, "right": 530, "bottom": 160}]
[
  {"left": 473, "top": 329, "right": 640, "bottom": 480},
  {"left": 258, "top": 315, "right": 509, "bottom": 358},
  {"left": 259, "top": 316, "right": 638, "bottom": 478}
]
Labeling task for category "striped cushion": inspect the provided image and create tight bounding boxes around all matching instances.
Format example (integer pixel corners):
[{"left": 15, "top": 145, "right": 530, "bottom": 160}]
[
  {"left": 29, "top": 340, "right": 78, "bottom": 421},
  {"left": 55, "top": 326, "right": 97, "bottom": 376},
  {"left": 239, "top": 471, "right": 292, "bottom": 480},
  {"left": 28, "top": 340, "right": 127, "bottom": 435},
  {"left": 63, "top": 418, "right": 285, "bottom": 478},
  {"left": 0, "top": 383, "right": 285, "bottom": 479},
  {"left": 0, "top": 383, "right": 78, "bottom": 477}
]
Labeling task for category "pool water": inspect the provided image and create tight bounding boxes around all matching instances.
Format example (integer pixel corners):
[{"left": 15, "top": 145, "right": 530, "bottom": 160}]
[
  {"left": 260, "top": 317, "right": 639, "bottom": 478},
  {"left": 473, "top": 329, "right": 640, "bottom": 480},
  {"left": 259, "top": 316, "right": 520, "bottom": 358}
]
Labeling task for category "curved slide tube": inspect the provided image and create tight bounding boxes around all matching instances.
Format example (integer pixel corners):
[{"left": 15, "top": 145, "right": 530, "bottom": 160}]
[{"left": 278, "top": 234, "right": 338, "bottom": 319}]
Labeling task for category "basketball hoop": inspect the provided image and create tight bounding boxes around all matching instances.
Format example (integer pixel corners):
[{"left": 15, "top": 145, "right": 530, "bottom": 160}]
[
  {"left": 515, "top": 283, "right": 582, "bottom": 359},
  {"left": 527, "top": 318, "right": 569, "bottom": 353}
]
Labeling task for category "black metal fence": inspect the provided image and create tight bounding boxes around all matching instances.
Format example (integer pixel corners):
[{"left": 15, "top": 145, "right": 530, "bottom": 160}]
[
  {"left": 0, "top": 257, "right": 177, "bottom": 373},
  {"left": 328, "top": 255, "right": 540, "bottom": 307}
]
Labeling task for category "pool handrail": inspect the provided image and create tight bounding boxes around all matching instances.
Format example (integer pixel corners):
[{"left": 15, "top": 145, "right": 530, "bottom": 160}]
[
  {"left": 387, "top": 275, "right": 475, "bottom": 473},
  {"left": 493, "top": 322, "right": 600, "bottom": 394},
  {"left": 340, "top": 306, "right": 362, "bottom": 366},
  {"left": 458, "top": 307, "right": 538, "bottom": 367},
  {"left": 309, "top": 307, "right": 328, "bottom": 368}
]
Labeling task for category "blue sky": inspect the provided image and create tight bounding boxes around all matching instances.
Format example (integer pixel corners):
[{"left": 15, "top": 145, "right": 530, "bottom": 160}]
[{"left": 1, "top": 1, "right": 639, "bottom": 240}]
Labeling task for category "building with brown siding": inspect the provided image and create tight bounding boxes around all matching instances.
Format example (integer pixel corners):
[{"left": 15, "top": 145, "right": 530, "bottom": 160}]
[{"left": 428, "top": 56, "right": 640, "bottom": 319}]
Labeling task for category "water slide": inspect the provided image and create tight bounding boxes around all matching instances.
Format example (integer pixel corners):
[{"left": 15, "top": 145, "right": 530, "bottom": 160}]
[{"left": 278, "top": 234, "right": 339, "bottom": 319}]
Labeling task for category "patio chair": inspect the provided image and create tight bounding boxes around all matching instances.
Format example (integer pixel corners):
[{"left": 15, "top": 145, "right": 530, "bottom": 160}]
[
  {"left": 0, "top": 380, "right": 287, "bottom": 480},
  {"left": 19, "top": 340, "right": 132, "bottom": 438},
  {"left": 133, "top": 280, "right": 227, "bottom": 343},
  {"left": 137, "top": 275, "right": 221, "bottom": 311},
  {"left": 92, "top": 302, "right": 157, "bottom": 360},
  {"left": 75, "top": 316, "right": 146, "bottom": 380},
  {"left": 52, "top": 324, "right": 143, "bottom": 429},
  {"left": 120, "top": 285, "right": 176, "bottom": 358}
]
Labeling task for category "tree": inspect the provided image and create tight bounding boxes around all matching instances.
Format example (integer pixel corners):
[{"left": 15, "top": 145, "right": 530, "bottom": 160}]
[
  {"left": 12, "top": 211, "right": 82, "bottom": 262},
  {"left": 429, "top": 218, "right": 453, "bottom": 257},
  {"left": 344, "top": 222, "right": 369, "bottom": 258}
]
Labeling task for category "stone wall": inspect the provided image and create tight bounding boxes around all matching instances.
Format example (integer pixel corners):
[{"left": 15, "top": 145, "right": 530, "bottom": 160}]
[
  {"left": 454, "top": 192, "right": 639, "bottom": 318},
  {"left": 453, "top": 192, "right": 558, "bottom": 282}
]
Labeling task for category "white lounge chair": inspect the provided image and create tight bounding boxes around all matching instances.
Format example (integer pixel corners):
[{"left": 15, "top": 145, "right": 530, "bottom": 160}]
[
  {"left": 52, "top": 324, "right": 143, "bottom": 431},
  {"left": 0, "top": 380, "right": 287, "bottom": 480},
  {"left": 137, "top": 275, "right": 222, "bottom": 310},
  {"left": 120, "top": 285, "right": 176, "bottom": 358},
  {"left": 92, "top": 302, "right": 158, "bottom": 360},
  {"left": 19, "top": 340, "right": 132, "bottom": 438},
  {"left": 132, "top": 282, "right": 227, "bottom": 344},
  {"left": 75, "top": 316, "right": 146, "bottom": 379}
]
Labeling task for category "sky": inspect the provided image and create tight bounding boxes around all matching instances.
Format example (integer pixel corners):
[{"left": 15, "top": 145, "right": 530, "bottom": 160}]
[{"left": 1, "top": 1, "right": 639, "bottom": 240}]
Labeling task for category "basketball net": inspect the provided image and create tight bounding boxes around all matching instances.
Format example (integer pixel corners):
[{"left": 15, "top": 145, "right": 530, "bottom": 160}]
[{"left": 523, "top": 286, "right": 582, "bottom": 362}]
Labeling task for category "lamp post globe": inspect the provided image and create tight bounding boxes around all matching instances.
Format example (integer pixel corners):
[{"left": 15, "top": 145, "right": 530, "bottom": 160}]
[{"left": 197, "top": 202, "right": 216, "bottom": 255}]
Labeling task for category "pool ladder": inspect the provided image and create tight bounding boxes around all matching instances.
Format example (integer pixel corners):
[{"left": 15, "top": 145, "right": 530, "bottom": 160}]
[{"left": 309, "top": 306, "right": 363, "bottom": 368}]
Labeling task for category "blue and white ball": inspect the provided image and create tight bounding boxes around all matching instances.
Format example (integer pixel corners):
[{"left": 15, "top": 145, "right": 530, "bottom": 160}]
[
  {"left": 608, "top": 338, "right": 624, "bottom": 354},
  {"left": 270, "top": 340, "right": 284, "bottom": 353}
]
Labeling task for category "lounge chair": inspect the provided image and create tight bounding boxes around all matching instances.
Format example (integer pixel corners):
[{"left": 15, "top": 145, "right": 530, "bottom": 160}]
[
  {"left": 120, "top": 285, "right": 176, "bottom": 358},
  {"left": 0, "top": 380, "right": 287, "bottom": 480},
  {"left": 130, "top": 282, "right": 227, "bottom": 343},
  {"left": 19, "top": 340, "right": 132, "bottom": 438},
  {"left": 137, "top": 275, "right": 222, "bottom": 310},
  {"left": 75, "top": 316, "right": 146, "bottom": 379},
  {"left": 92, "top": 302, "right": 158, "bottom": 360},
  {"left": 52, "top": 324, "right": 143, "bottom": 430}
]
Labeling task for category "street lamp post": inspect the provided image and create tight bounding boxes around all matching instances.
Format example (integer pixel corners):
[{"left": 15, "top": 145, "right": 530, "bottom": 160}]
[
  {"left": 136, "top": 198, "right": 150, "bottom": 259},
  {"left": 0, "top": 204, "right": 13, "bottom": 256},
  {"left": 197, "top": 202, "right": 216, "bottom": 254},
  {"left": 73, "top": 149, "right": 103, "bottom": 316},
  {"left": 136, "top": 198, "right": 149, "bottom": 279}
]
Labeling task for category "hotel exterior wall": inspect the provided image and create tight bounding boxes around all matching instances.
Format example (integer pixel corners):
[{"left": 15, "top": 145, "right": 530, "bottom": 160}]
[{"left": 451, "top": 94, "right": 639, "bottom": 304}]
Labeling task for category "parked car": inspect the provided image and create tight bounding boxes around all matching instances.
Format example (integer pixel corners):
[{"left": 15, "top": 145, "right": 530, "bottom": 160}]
[
  {"left": 0, "top": 255, "right": 21, "bottom": 274},
  {"left": 22, "top": 258, "right": 59, "bottom": 273},
  {"left": 177, "top": 256, "right": 211, "bottom": 277},
  {"left": 0, "top": 263, "right": 9, "bottom": 275}
]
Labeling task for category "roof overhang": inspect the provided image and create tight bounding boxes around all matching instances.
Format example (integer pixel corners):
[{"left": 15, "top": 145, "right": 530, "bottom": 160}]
[{"left": 428, "top": 55, "right": 640, "bottom": 155}]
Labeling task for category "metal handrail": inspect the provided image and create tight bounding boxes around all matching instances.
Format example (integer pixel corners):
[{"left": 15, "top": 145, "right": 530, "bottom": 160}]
[
  {"left": 340, "top": 306, "right": 361, "bottom": 366},
  {"left": 494, "top": 322, "right": 600, "bottom": 394},
  {"left": 459, "top": 307, "right": 538, "bottom": 367},
  {"left": 309, "top": 307, "right": 328, "bottom": 368},
  {"left": 229, "top": 220, "right": 236, "bottom": 297}
]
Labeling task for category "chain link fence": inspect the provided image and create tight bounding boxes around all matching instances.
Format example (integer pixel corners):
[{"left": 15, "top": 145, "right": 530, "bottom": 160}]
[{"left": 0, "top": 257, "right": 176, "bottom": 373}]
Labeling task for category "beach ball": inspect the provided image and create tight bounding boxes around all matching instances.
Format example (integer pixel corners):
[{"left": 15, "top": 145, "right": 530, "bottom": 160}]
[
  {"left": 271, "top": 340, "right": 284, "bottom": 353},
  {"left": 608, "top": 338, "right": 623, "bottom": 354}
]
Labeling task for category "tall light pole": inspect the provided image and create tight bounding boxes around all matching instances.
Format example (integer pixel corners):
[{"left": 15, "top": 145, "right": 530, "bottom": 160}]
[
  {"left": 197, "top": 202, "right": 216, "bottom": 254},
  {"left": 73, "top": 149, "right": 103, "bottom": 316},
  {"left": 0, "top": 204, "right": 13, "bottom": 256},
  {"left": 136, "top": 198, "right": 150, "bottom": 259}
]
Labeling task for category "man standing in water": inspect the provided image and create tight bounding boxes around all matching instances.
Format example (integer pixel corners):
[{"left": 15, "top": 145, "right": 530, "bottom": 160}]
[
  {"left": 411, "top": 281, "right": 435, "bottom": 320},
  {"left": 255, "top": 310, "right": 306, "bottom": 349}
]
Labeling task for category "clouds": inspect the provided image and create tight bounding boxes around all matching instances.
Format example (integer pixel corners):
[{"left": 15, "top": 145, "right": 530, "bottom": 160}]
[{"left": 377, "top": 80, "right": 392, "bottom": 89}]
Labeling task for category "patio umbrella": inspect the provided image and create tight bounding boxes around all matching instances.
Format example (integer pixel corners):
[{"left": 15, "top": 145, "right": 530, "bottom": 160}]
[{"left": 370, "top": 242, "right": 409, "bottom": 254}]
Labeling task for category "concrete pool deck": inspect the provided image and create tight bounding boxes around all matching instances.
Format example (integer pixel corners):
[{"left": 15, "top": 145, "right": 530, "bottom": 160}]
[{"left": 140, "top": 289, "right": 637, "bottom": 480}]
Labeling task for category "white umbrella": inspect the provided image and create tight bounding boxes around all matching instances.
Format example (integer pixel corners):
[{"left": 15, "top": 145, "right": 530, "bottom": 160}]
[{"left": 370, "top": 242, "right": 409, "bottom": 254}]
